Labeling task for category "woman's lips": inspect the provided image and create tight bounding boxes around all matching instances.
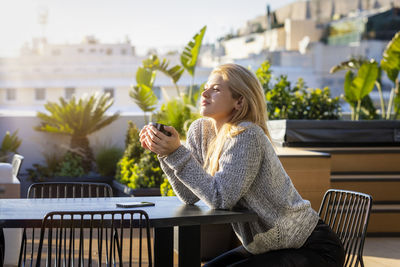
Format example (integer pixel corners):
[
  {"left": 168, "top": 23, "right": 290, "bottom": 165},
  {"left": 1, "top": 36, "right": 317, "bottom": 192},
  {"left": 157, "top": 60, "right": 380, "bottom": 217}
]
[{"left": 201, "top": 100, "right": 209, "bottom": 106}]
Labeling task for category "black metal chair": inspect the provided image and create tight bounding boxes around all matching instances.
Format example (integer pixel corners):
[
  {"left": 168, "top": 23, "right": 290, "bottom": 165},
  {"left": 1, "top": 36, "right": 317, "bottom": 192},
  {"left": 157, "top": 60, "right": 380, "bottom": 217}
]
[
  {"left": 35, "top": 210, "right": 152, "bottom": 267},
  {"left": 318, "top": 189, "right": 373, "bottom": 267},
  {"left": 27, "top": 182, "right": 113, "bottom": 198},
  {"left": 19, "top": 182, "right": 113, "bottom": 267}
]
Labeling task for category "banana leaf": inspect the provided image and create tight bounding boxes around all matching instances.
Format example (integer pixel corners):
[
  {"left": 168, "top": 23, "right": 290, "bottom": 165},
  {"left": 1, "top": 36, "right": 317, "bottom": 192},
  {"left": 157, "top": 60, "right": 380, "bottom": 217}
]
[
  {"left": 350, "top": 62, "right": 379, "bottom": 100},
  {"left": 143, "top": 55, "right": 183, "bottom": 84},
  {"left": 181, "top": 26, "right": 207, "bottom": 77},
  {"left": 129, "top": 84, "right": 158, "bottom": 112},
  {"left": 330, "top": 57, "right": 369, "bottom": 74},
  {"left": 381, "top": 31, "right": 400, "bottom": 82}
]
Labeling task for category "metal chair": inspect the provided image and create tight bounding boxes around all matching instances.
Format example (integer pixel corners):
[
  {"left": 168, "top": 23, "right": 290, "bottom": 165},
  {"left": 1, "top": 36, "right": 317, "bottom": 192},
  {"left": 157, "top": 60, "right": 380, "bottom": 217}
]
[
  {"left": 11, "top": 154, "right": 24, "bottom": 178},
  {"left": 27, "top": 182, "right": 113, "bottom": 198},
  {"left": 35, "top": 210, "right": 152, "bottom": 267},
  {"left": 19, "top": 182, "right": 113, "bottom": 267},
  {"left": 318, "top": 189, "right": 373, "bottom": 267}
]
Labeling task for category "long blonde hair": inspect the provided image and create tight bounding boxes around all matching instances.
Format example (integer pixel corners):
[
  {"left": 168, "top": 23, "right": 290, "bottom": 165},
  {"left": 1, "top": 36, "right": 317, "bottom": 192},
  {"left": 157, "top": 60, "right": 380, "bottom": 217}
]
[{"left": 204, "top": 63, "right": 271, "bottom": 175}]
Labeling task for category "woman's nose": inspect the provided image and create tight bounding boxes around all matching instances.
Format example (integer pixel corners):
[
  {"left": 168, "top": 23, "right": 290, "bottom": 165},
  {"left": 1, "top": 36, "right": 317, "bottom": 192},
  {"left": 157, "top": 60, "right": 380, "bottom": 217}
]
[{"left": 201, "top": 88, "right": 209, "bottom": 98}]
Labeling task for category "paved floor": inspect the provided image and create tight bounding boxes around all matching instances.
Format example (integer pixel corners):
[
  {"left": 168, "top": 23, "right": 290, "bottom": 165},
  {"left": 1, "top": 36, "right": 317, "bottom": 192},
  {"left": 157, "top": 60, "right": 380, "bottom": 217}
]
[
  {"left": 364, "top": 237, "right": 400, "bottom": 267},
  {"left": 4, "top": 236, "right": 399, "bottom": 266}
]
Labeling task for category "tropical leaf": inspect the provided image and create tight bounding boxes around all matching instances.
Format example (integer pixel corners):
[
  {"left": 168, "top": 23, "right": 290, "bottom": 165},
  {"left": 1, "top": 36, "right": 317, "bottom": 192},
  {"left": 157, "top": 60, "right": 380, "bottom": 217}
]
[
  {"left": 343, "top": 70, "right": 356, "bottom": 104},
  {"left": 381, "top": 32, "right": 400, "bottom": 82},
  {"left": 142, "top": 55, "right": 184, "bottom": 84},
  {"left": 35, "top": 93, "right": 119, "bottom": 136},
  {"left": 136, "top": 67, "right": 156, "bottom": 87},
  {"left": 350, "top": 61, "right": 379, "bottom": 100},
  {"left": 1, "top": 130, "right": 22, "bottom": 153},
  {"left": 129, "top": 84, "right": 158, "bottom": 112},
  {"left": 35, "top": 93, "right": 119, "bottom": 171},
  {"left": 330, "top": 57, "right": 368, "bottom": 74},
  {"left": 181, "top": 26, "right": 207, "bottom": 76}
]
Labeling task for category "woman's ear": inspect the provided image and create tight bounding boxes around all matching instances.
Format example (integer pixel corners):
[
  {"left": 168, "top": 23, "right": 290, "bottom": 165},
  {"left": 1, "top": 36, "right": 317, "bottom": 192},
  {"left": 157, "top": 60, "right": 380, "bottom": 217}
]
[{"left": 234, "top": 96, "right": 244, "bottom": 110}]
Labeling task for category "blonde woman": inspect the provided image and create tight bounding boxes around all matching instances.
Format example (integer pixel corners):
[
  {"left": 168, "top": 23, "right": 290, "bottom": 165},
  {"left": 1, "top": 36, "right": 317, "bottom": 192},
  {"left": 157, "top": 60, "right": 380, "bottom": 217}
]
[{"left": 140, "top": 63, "right": 344, "bottom": 267}]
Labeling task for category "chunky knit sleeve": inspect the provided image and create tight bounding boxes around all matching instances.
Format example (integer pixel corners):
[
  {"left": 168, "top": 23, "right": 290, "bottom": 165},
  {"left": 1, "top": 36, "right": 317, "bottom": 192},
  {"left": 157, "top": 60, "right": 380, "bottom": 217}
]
[
  {"left": 162, "top": 125, "right": 263, "bottom": 209},
  {"left": 158, "top": 119, "right": 205, "bottom": 204}
]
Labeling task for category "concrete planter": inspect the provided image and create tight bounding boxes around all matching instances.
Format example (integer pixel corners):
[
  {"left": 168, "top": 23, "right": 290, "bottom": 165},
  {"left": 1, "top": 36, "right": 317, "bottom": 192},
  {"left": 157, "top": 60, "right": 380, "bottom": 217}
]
[
  {"left": 268, "top": 120, "right": 400, "bottom": 147},
  {"left": 111, "top": 180, "right": 161, "bottom": 197}
]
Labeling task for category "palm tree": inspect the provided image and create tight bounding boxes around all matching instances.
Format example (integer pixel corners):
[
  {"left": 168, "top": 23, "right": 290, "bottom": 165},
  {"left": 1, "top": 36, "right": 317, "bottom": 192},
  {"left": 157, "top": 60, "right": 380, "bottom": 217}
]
[{"left": 35, "top": 92, "right": 120, "bottom": 172}]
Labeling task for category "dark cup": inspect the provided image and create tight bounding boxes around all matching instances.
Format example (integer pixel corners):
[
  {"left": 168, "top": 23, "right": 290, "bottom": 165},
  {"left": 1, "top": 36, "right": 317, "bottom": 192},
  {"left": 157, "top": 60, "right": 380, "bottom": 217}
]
[{"left": 150, "top": 122, "right": 172, "bottom": 136}]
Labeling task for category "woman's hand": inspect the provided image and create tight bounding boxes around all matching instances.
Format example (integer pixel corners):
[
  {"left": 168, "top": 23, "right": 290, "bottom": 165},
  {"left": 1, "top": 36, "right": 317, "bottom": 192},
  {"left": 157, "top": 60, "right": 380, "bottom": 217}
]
[{"left": 139, "top": 124, "right": 181, "bottom": 156}]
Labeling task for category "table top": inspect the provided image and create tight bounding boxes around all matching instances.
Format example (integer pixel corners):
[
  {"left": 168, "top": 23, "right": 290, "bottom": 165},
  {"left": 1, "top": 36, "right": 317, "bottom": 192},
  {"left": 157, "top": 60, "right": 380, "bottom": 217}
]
[{"left": 0, "top": 196, "right": 257, "bottom": 228}]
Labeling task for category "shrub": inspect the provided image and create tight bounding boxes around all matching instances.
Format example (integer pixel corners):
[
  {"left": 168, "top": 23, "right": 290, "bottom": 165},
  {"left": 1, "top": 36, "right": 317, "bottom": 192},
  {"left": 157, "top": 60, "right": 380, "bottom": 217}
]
[
  {"left": 26, "top": 151, "right": 86, "bottom": 181},
  {"left": 55, "top": 151, "right": 85, "bottom": 177},
  {"left": 0, "top": 130, "right": 22, "bottom": 163},
  {"left": 160, "top": 178, "right": 175, "bottom": 196},
  {"left": 117, "top": 150, "right": 165, "bottom": 189},
  {"left": 95, "top": 146, "right": 123, "bottom": 177},
  {"left": 116, "top": 121, "right": 165, "bottom": 189},
  {"left": 256, "top": 61, "right": 341, "bottom": 120}
]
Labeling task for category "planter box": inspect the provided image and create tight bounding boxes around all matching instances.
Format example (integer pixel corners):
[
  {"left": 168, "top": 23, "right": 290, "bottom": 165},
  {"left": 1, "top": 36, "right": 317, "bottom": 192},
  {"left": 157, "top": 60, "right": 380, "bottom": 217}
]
[
  {"left": 268, "top": 120, "right": 400, "bottom": 147},
  {"left": 111, "top": 180, "right": 161, "bottom": 197}
]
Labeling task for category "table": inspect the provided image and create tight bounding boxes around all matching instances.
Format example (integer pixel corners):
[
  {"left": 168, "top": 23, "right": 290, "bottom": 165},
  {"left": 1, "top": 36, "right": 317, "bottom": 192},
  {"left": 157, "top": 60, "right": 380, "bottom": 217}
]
[{"left": 0, "top": 196, "right": 257, "bottom": 267}]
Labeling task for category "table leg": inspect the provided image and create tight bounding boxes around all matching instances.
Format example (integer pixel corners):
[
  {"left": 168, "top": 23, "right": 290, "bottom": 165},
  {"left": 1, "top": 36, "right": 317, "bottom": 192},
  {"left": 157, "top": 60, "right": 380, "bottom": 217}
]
[
  {"left": 154, "top": 227, "right": 173, "bottom": 267},
  {"left": 179, "top": 225, "right": 201, "bottom": 267}
]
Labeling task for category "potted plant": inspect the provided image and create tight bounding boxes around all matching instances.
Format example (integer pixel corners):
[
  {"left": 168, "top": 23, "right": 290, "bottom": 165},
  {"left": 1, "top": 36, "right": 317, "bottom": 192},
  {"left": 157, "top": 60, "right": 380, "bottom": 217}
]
[
  {"left": 265, "top": 31, "right": 400, "bottom": 147},
  {"left": 0, "top": 130, "right": 22, "bottom": 163}
]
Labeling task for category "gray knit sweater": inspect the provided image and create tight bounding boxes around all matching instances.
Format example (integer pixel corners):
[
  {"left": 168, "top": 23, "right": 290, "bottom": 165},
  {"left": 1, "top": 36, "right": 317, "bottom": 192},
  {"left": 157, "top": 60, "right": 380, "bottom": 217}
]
[{"left": 158, "top": 118, "right": 319, "bottom": 254}]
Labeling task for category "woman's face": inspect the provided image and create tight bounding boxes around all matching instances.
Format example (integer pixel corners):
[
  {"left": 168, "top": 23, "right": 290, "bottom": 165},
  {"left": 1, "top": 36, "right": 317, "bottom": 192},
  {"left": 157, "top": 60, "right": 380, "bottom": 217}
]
[{"left": 200, "top": 73, "right": 240, "bottom": 126}]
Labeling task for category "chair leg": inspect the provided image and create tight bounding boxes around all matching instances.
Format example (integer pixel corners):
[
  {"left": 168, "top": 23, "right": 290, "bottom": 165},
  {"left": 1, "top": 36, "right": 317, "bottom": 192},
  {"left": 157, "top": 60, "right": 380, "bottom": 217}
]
[{"left": 0, "top": 228, "right": 4, "bottom": 267}]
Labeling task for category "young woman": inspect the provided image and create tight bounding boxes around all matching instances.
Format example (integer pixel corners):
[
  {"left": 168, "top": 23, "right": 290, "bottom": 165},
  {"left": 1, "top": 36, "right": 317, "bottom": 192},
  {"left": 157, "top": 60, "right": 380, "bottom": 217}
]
[{"left": 140, "top": 63, "right": 344, "bottom": 267}]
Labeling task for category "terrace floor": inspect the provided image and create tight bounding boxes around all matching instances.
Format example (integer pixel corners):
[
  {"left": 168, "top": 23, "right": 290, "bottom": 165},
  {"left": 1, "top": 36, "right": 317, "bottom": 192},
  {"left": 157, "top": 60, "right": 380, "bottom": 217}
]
[
  {"left": 4, "top": 236, "right": 399, "bottom": 266},
  {"left": 363, "top": 237, "right": 400, "bottom": 267}
]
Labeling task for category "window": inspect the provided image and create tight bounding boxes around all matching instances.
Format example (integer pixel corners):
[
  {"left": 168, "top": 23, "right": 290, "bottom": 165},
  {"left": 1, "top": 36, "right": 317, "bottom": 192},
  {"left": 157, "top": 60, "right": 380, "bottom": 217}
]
[
  {"left": 6, "top": 88, "right": 16, "bottom": 101},
  {"left": 106, "top": 48, "right": 113, "bottom": 55},
  {"left": 35, "top": 88, "right": 46, "bottom": 101},
  {"left": 103, "top": 87, "right": 114, "bottom": 98},
  {"left": 121, "top": 49, "right": 126, "bottom": 55},
  {"left": 65, "top": 87, "right": 75, "bottom": 100}
]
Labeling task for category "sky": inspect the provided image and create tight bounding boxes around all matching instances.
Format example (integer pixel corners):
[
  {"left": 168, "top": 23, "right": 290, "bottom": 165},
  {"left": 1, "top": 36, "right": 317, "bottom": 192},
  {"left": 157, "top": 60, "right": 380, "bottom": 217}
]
[{"left": 0, "top": 0, "right": 297, "bottom": 57}]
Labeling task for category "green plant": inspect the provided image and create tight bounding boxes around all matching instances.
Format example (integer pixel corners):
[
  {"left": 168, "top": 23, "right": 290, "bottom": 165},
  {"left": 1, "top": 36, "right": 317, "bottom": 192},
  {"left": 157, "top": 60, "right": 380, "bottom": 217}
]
[
  {"left": 156, "top": 98, "right": 201, "bottom": 138},
  {"left": 331, "top": 58, "right": 379, "bottom": 120},
  {"left": 26, "top": 151, "right": 85, "bottom": 181},
  {"left": 381, "top": 31, "right": 400, "bottom": 119},
  {"left": 160, "top": 178, "right": 175, "bottom": 196},
  {"left": 124, "top": 27, "right": 207, "bottom": 194},
  {"left": 0, "top": 130, "right": 22, "bottom": 162},
  {"left": 115, "top": 121, "right": 165, "bottom": 189},
  {"left": 256, "top": 61, "right": 341, "bottom": 120},
  {"left": 55, "top": 151, "right": 85, "bottom": 177},
  {"left": 331, "top": 31, "right": 400, "bottom": 120},
  {"left": 35, "top": 92, "right": 120, "bottom": 171},
  {"left": 118, "top": 150, "right": 165, "bottom": 189},
  {"left": 95, "top": 146, "right": 123, "bottom": 177}
]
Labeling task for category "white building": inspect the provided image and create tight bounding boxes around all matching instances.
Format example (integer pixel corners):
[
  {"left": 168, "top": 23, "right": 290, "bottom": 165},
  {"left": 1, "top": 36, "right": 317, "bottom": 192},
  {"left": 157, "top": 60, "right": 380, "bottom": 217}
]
[{"left": 0, "top": 36, "right": 212, "bottom": 116}]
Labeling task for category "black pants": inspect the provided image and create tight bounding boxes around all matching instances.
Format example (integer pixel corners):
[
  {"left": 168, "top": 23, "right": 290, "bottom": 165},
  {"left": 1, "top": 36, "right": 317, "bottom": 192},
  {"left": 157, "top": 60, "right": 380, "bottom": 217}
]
[{"left": 203, "top": 220, "right": 345, "bottom": 267}]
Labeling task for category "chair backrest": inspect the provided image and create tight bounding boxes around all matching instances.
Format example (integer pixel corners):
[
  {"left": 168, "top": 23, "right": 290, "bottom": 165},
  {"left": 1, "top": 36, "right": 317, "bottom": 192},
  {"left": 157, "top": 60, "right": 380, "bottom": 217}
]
[
  {"left": 35, "top": 210, "right": 152, "bottom": 267},
  {"left": 318, "top": 189, "right": 373, "bottom": 267},
  {"left": 20, "top": 182, "right": 113, "bottom": 267},
  {"left": 11, "top": 154, "right": 24, "bottom": 178},
  {"left": 27, "top": 182, "right": 113, "bottom": 198}
]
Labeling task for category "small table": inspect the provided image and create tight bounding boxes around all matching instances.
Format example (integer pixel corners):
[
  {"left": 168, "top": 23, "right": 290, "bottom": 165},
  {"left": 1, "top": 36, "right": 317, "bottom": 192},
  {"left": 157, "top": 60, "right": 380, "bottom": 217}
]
[{"left": 0, "top": 196, "right": 257, "bottom": 267}]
